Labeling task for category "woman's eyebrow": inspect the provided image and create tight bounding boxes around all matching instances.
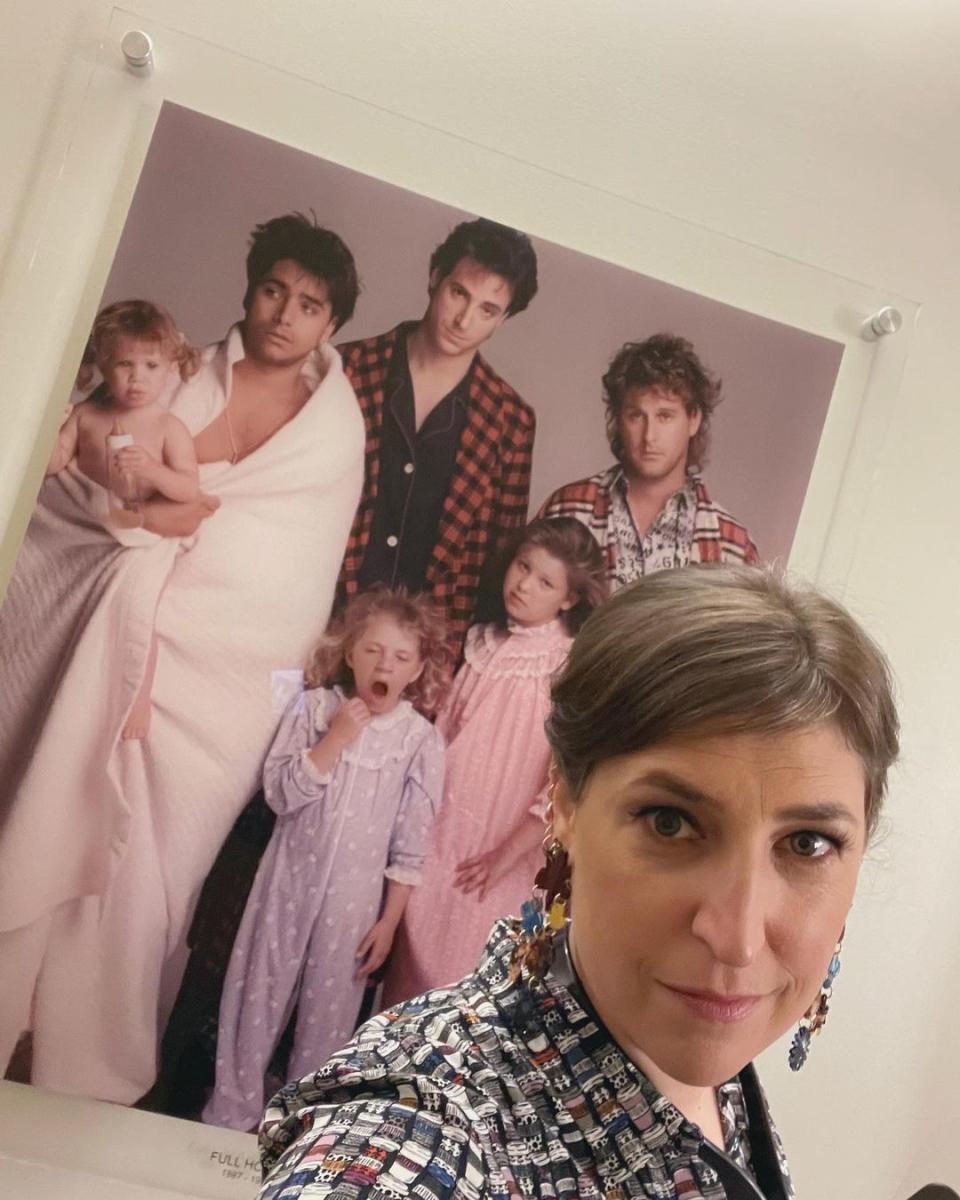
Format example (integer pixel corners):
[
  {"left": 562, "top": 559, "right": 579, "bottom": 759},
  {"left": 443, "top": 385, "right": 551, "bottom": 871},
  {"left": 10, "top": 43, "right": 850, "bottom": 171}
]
[
  {"left": 632, "top": 770, "right": 716, "bottom": 807},
  {"left": 633, "top": 772, "right": 859, "bottom": 826},
  {"left": 776, "top": 802, "right": 858, "bottom": 825}
]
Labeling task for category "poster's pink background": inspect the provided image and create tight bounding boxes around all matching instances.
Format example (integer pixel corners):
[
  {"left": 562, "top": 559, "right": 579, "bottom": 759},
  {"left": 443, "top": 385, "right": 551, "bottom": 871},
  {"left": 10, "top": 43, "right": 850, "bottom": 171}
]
[{"left": 102, "top": 103, "right": 844, "bottom": 561}]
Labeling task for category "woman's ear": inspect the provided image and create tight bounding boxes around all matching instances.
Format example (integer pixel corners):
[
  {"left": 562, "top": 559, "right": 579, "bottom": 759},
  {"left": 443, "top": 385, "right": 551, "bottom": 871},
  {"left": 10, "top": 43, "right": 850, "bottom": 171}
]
[{"left": 551, "top": 773, "right": 578, "bottom": 853}]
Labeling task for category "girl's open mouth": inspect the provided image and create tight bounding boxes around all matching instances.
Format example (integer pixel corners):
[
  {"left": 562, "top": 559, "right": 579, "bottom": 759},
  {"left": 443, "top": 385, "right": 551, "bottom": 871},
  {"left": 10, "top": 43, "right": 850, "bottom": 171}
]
[{"left": 371, "top": 681, "right": 389, "bottom": 698}]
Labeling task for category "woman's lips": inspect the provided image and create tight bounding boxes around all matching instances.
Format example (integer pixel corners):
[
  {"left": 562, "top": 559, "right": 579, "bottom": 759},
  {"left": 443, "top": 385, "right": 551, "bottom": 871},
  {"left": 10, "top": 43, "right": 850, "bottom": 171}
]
[{"left": 663, "top": 985, "right": 762, "bottom": 1023}]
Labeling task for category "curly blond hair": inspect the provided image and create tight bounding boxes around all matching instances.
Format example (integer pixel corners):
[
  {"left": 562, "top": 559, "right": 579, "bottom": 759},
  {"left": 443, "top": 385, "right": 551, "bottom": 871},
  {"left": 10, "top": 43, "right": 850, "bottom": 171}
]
[
  {"left": 305, "top": 588, "right": 452, "bottom": 716},
  {"left": 76, "top": 299, "right": 200, "bottom": 395}
]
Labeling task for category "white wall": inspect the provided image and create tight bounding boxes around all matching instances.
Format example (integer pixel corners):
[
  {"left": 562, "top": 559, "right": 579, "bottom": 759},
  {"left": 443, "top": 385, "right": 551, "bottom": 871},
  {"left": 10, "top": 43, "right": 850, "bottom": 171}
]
[{"left": 2, "top": 2, "right": 958, "bottom": 1196}]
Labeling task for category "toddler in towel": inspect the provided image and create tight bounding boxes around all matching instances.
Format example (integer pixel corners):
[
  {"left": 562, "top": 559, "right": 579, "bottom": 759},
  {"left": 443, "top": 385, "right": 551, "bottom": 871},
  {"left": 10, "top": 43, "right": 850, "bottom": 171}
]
[{"left": 46, "top": 298, "right": 200, "bottom": 737}]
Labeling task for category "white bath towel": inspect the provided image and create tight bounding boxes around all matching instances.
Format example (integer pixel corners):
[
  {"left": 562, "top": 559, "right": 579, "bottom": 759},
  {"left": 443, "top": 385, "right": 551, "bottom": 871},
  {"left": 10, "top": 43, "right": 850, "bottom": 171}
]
[{"left": 0, "top": 334, "right": 362, "bottom": 956}]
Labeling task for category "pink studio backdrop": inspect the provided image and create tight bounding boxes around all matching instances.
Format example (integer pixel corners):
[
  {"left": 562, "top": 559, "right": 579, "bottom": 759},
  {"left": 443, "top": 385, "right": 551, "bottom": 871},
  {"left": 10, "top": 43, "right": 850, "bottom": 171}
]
[{"left": 102, "top": 102, "right": 844, "bottom": 562}]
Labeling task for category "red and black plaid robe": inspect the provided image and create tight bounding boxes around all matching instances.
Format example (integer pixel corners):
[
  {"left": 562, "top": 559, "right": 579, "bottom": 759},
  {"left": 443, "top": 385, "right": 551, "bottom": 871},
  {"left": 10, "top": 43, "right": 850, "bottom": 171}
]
[{"left": 338, "top": 324, "right": 535, "bottom": 654}]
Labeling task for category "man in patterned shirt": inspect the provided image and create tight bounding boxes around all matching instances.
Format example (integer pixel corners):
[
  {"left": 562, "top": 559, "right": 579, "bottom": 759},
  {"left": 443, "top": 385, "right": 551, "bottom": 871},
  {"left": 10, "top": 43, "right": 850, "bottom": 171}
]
[
  {"left": 338, "top": 218, "right": 539, "bottom": 653},
  {"left": 539, "top": 333, "right": 758, "bottom": 590}
]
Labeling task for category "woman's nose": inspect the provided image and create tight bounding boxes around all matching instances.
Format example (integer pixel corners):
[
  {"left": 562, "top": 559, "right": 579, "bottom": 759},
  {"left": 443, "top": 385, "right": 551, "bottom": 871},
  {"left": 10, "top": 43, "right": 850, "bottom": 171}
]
[{"left": 689, "top": 858, "right": 768, "bottom": 968}]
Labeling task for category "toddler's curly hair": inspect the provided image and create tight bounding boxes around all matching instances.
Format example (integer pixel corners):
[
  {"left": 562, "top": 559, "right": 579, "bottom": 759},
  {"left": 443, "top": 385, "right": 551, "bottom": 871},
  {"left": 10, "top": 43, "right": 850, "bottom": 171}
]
[
  {"left": 306, "top": 588, "right": 452, "bottom": 716},
  {"left": 76, "top": 299, "right": 200, "bottom": 399}
]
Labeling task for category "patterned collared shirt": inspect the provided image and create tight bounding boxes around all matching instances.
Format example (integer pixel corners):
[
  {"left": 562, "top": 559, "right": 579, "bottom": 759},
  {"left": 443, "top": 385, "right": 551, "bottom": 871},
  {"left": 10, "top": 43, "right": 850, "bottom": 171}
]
[
  {"left": 538, "top": 466, "right": 759, "bottom": 590},
  {"left": 258, "top": 920, "right": 793, "bottom": 1200},
  {"left": 609, "top": 469, "right": 698, "bottom": 588}
]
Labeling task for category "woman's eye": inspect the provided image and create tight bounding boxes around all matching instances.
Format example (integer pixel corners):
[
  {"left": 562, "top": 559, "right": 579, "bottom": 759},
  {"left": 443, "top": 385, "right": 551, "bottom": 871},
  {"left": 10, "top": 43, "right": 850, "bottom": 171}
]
[
  {"left": 640, "top": 807, "right": 696, "bottom": 840},
  {"left": 787, "top": 831, "right": 834, "bottom": 859}
]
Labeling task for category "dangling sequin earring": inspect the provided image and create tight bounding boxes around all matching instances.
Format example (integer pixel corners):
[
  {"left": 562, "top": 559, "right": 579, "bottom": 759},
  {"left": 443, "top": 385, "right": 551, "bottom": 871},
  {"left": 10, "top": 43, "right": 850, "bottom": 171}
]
[
  {"left": 511, "top": 772, "right": 571, "bottom": 984},
  {"left": 788, "top": 931, "right": 844, "bottom": 1071}
]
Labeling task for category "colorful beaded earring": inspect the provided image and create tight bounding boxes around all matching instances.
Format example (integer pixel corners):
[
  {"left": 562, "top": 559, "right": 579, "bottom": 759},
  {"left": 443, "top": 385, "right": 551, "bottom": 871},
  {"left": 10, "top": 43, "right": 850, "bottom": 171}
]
[
  {"left": 788, "top": 932, "right": 844, "bottom": 1071},
  {"left": 511, "top": 774, "right": 571, "bottom": 984}
]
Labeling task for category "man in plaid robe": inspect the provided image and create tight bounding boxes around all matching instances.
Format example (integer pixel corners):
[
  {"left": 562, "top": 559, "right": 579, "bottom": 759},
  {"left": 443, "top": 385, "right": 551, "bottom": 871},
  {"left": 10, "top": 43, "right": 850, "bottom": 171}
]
[
  {"left": 338, "top": 219, "right": 539, "bottom": 654},
  {"left": 539, "top": 333, "right": 758, "bottom": 590}
]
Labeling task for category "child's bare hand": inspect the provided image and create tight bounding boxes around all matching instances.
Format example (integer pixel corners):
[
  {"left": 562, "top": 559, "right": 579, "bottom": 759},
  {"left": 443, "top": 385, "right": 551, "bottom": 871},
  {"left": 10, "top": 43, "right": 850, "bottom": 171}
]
[
  {"left": 328, "top": 697, "right": 371, "bottom": 744},
  {"left": 114, "top": 444, "right": 158, "bottom": 483},
  {"left": 454, "top": 849, "right": 502, "bottom": 900},
  {"left": 354, "top": 918, "right": 395, "bottom": 980}
]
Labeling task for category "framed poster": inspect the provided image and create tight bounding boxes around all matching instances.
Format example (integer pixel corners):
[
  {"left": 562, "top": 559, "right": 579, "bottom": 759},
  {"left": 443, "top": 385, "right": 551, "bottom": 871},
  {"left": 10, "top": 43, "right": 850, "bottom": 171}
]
[{"left": 0, "top": 5, "right": 917, "bottom": 1184}]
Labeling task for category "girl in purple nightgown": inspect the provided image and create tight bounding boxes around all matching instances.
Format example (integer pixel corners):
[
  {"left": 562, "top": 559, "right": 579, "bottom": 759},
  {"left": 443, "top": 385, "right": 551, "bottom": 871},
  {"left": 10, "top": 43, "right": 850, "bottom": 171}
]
[{"left": 203, "top": 589, "right": 449, "bottom": 1131}]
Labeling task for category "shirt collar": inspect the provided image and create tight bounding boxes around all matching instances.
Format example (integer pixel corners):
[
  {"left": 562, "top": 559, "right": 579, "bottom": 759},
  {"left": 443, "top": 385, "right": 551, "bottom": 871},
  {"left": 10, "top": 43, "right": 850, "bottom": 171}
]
[
  {"left": 612, "top": 465, "right": 700, "bottom": 511},
  {"left": 394, "top": 322, "right": 472, "bottom": 412}
]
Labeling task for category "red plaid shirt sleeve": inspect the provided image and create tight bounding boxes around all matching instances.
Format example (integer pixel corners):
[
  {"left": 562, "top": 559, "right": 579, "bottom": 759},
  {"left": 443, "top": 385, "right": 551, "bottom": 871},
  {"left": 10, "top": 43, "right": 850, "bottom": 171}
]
[{"left": 494, "top": 396, "right": 535, "bottom": 539}]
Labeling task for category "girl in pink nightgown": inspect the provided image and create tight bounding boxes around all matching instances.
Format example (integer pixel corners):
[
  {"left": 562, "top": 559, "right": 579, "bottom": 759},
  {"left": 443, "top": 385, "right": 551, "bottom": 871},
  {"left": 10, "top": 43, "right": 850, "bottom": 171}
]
[{"left": 382, "top": 517, "right": 607, "bottom": 1005}]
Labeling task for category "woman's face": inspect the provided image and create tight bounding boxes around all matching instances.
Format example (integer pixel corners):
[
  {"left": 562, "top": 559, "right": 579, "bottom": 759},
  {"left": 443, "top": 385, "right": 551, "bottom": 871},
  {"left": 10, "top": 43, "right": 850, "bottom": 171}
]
[{"left": 553, "top": 724, "right": 867, "bottom": 1088}]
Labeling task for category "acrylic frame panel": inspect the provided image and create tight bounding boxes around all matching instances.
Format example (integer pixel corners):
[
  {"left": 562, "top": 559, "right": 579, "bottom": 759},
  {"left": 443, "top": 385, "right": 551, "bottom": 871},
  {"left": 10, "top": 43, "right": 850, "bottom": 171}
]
[
  {"left": 0, "top": 7, "right": 919, "bottom": 1198},
  {"left": 0, "top": 6, "right": 917, "bottom": 598}
]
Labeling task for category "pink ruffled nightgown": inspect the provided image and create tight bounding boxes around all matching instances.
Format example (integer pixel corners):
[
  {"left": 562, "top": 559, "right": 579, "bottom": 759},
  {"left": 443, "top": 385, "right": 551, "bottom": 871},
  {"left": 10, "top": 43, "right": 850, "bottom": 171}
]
[{"left": 382, "top": 618, "right": 571, "bottom": 1006}]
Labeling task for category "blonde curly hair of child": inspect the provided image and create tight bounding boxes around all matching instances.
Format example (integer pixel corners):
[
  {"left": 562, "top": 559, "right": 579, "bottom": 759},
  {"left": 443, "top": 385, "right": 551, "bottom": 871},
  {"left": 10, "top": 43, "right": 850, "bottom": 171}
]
[
  {"left": 305, "top": 588, "right": 452, "bottom": 717},
  {"left": 76, "top": 299, "right": 201, "bottom": 395}
]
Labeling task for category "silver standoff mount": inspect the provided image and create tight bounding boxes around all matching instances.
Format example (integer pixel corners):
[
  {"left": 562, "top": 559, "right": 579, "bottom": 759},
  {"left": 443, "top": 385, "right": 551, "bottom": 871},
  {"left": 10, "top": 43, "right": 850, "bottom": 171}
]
[
  {"left": 861, "top": 306, "right": 903, "bottom": 342},
  {"left": 120, "top": 29, "right": 155, "bottom": 73}
]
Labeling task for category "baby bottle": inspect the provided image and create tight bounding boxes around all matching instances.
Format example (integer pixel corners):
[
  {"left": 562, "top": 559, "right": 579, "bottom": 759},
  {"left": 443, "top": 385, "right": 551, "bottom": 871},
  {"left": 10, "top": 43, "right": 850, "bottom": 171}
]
[{"left": 105, "top": 423, "right": 143, "bottom": 528}]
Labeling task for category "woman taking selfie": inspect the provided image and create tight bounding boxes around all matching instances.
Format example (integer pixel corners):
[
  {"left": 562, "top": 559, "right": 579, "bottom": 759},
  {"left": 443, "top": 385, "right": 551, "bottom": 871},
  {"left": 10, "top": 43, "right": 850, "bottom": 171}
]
[{"left": 256, "top": 564, "right": 899, "bottom": 1200}]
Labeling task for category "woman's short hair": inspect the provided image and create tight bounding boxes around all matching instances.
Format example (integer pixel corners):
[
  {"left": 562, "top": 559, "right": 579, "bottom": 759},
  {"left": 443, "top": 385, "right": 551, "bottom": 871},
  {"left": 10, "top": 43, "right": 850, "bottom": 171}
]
[{"left": 546, "top": 565, "right": 899, "bottom": 837}]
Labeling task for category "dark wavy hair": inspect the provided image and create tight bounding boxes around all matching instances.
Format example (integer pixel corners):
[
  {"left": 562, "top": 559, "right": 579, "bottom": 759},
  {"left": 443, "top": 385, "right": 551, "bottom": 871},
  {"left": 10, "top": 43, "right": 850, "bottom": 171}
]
[
  {"left": 244, "top": 212, "right": 360, "bottom": 332},
  {"left": 603, "top": 333, "right": 722, "bottom": 471},
  {"left": 475, "top": 517, "right": 608, "bottom": 635},
  {"left": 429, "top": 218, "right": 538, "bottom": 317}
]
